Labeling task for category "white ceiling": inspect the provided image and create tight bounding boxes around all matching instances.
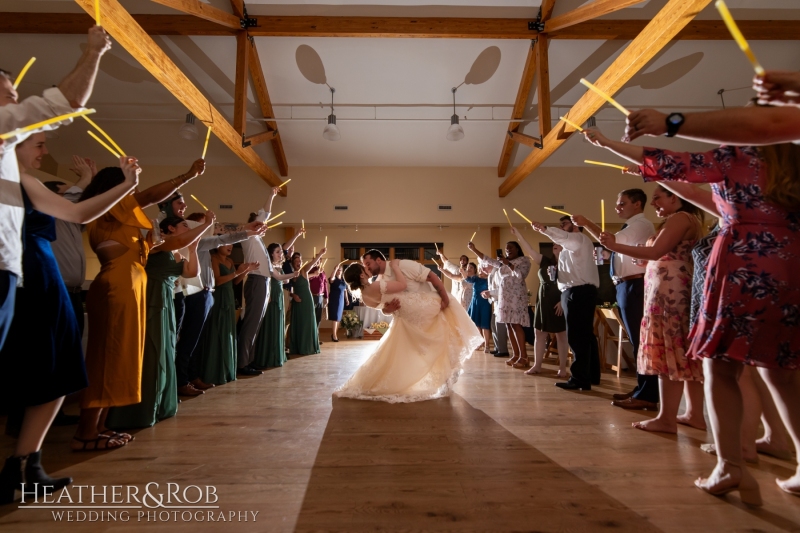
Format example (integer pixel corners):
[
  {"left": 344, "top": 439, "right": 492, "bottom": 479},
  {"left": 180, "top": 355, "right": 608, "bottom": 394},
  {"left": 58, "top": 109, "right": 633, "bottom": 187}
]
[{"left": 1, "top": 0, "right": 799, "bottom": 173}]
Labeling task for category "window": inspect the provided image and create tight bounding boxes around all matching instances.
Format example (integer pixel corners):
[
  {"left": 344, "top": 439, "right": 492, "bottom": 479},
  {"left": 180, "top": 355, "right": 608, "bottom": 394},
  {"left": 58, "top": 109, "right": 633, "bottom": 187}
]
[{"left": 340, "top": 243, "right": 443, "bottom": 277}]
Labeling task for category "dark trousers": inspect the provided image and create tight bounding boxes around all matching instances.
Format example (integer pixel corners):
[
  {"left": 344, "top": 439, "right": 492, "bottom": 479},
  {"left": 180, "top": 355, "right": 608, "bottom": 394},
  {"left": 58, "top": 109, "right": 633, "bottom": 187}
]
[
  {"left": 313, "top": 294, "right": 324, "bottom": 325},
  {"left": 562, "top": 284, "right": 600, "bottom": 386},
  {"left": 174, "top": 292, "right": 186, "bottom": 339},
  {"left": 175, "top": 290, "right": 213, "bottom": 386},
  {"left": 68, "top": 290, "right": 84, "bottom": 337},
  {"left": 0, "top": 271, "right": 17, "bottom": 352},
  {"left": 491, "top": 314, "right": 508, "bottom": 353},
  {"left": 616, "top": 279, "right": 659, "bottom": 403},
  {"left": 238, "top": 275, "right": 269, "bottom": 369}
]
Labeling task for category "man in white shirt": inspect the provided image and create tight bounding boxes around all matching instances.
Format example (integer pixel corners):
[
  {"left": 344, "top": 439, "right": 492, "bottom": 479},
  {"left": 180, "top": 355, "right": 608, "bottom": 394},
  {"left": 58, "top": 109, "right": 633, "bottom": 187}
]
[
  {"left": 0, "top": 26, "right": 111, "bottom": 351},
  {"left": 482, "top": 262, "right": 509, "bottom": 357},
  {"left": 572, "top": 189, "right": 658, "bottom": 409},
  {"left": 532, "top": 216, "right": 600, "bottom": 390}
]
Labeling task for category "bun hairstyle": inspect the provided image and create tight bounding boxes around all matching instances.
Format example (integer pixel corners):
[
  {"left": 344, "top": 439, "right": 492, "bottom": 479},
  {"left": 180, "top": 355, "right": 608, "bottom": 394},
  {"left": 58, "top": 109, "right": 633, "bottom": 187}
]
[
  {"left": 159, "top": 216, "right": 185, "bottom": 235},
  {"left": 267, "top": 242, "right": 282, "bottom": 264},
  {"left": 343, "top": 263, "right": 366, "bottom": 293}
]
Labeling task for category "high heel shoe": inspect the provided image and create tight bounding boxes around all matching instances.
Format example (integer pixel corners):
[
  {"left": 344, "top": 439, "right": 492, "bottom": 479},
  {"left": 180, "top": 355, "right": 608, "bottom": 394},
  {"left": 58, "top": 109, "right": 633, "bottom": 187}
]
[
  {"left": 513, "top": 358, "right": 531, "bottom": 369},
  {"left": 331, "top": 335, "right": 339, "bottom": 343},
  {"left": 505, "top": 355, "right": 520, "bottom": 366},
  {"left": 694, "top": 460, "right": 762, "bottom": 507},
  {"left": 0, "top": 450, "right": 72, "bottom": 504}
]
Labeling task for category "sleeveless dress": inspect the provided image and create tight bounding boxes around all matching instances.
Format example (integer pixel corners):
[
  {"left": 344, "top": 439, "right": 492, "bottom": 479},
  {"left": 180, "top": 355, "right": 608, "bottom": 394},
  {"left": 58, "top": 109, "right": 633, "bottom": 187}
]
[
  {"left": 333, "top": 280, "right": 483, "bottom": 403},
  {"left": 465, "top": 275, "right": 491, "bottom": 330},
  {"left": 82, "top": 194, "right": 151, "bottom": 408},
  {"left": 106, "top": 251, "right": 184, "bottom": 429},
  {"left": 458, "top": 279, "right": 473, "bottom": 311},
  {"left": 289, "top": 276, "right": 320, "bottom": 355},
  {"left": 533, "top": 255, "right": 566, "bottom": 333},
  {"left": 327, "top": 278, "right": 347, "bottom": 322},
  {"left": 484, "top": 256, "right": 532, "bottom": 326},
  {"left": 0, "top": 192, "right": 87, "bottom": 410},
  {"left": 254, "top": 276, "right": 287, "bottom": 369},
  {"left": 638, "top": 212, "right": 703, "bottom": 382},
  {"left": 641, "top": 146, "right": 800, "bottom": 369},
  {"left": 690, "top": 224, "right": 720, "bottom": 329},
  {"left": 196, "top": 261, "right": 237, "bottom": 385}
]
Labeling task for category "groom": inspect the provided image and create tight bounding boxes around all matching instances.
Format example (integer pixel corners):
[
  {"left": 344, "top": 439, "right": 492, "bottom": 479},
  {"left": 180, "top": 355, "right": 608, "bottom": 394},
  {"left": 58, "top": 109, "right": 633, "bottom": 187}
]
[{"left": 361, "top": 250, "right": 450, "bottom": 311}]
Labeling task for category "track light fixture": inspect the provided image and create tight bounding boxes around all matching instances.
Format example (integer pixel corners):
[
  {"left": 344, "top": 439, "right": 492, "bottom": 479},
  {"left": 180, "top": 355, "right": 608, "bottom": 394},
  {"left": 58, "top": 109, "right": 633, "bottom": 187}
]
[
  {"left": 446, "top": 87, "right": 464, "bottom": 141},
  {"left": 323, "top": 87, "right": 341, "bottom": 141}
]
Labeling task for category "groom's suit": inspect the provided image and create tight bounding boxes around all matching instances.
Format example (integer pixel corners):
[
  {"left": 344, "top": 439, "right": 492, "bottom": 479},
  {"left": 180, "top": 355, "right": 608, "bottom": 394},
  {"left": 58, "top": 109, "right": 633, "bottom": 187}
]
[{"left": 380, "top": 260, "right": 434, "bottom": 294}]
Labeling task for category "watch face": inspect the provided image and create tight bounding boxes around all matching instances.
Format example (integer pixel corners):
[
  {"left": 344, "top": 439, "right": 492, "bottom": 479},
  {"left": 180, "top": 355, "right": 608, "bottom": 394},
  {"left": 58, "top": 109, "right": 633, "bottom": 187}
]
[{"left": 669, "top": 115, "right": 682, "bottom": 125}]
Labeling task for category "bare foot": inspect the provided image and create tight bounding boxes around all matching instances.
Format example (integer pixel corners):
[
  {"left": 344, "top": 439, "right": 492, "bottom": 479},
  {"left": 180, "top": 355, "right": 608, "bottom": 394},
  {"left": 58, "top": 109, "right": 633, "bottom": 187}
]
[
  {"left": 696, "top": 462, "right": 762, "bottom": 506},
  {"left": 99, "top": 428, "right": 134, "bottom": 443},
  {"left": 677, "top": 414, "right": 707, "bottom": 431},
  {"left": 72, "top": 434, "right": 126, "bottom": 452},
  {"left": 756, "top": 438, "right": 794, "bottom": 461},
  {"left": 524, "top": 367, "right": 542, "bottom": 375},
  {"left": 556, "top": 370, "right": 569, "bottom": 378},
  {"left": 632, "top": 418, "right": 677, "bottom": 434},
  {"left": 776, "top": 475, "right": 800, "bottom": 495},
  {"left": 699, "top": 443, "right": 759, "bottom": 464}
]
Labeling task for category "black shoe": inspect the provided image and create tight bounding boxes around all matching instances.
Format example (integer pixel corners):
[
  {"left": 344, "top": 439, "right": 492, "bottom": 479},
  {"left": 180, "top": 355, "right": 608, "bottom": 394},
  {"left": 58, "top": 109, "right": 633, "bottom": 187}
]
[
  {"left": 555, "top": 380, "right": 591, "bottom": 391},
  {"left": 0, "top": 450, "right": 72, "bottom": 504},
  {"left": 52, "top": 410, "right": 80, "bottom": 427},
  {"left": 237, "top": 366, "right": 262, "bottom": 376},
  {"left": 493, "top": 352, "right": 510, "bottom": 358},
  {"left": 331, "top": 335, "right": 339, "bottom": 343},
  {"left": 489, "top": 350, "right": 498, "bottom": 355}
]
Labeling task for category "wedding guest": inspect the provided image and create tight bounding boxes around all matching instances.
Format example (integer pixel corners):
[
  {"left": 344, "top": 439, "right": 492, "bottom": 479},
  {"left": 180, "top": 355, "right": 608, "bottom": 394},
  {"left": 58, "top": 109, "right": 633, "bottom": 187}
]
[
  {"left": 571, "top": 189, "right": 657, "bottom": 409},
  {"left": 469, "top": 241, "right": 532, "bottom": 369},
  {"left": 309, "top": 265, "right": 329, "bottom": 343},
  {"left": 465, "top": 263, "right": 492, "bottom": 352},
  {"left": 106, "top": 214, "right": 211, "bottom": 429},
  {"left": 197, "top": 245, "right": 259, "bottom": 385},
  {"left": 439, "top": 252, "right": 471, "bottom": 310},
  {"left": 509, "top": 227, "right": 569, "bottom": 377},
  {"left": 289, "top": 249, "right": 327, "bottom": 355},
  {"left": 530, "top": 216, "right": 600, "bottom": 390},
  {"left": 327, "top": 263, "right": 350, "bottom": 342},
  {"left": 281, "top": 231, "right": 306, "bottom": 346},
  {"left": 0, "top": 142, "right": 135, "bottom": 503},
  {"left": 253, "top": 245, "right": 300, "bottom": 369},
  {"left": 586, "top": 127, "right": 800, "bottom": 504},
  {"left": 73, "top": 158, "right": 206, "bottom": 450},
  {"left": 482, "top": 262, "right": 509, "bottom": 357}
]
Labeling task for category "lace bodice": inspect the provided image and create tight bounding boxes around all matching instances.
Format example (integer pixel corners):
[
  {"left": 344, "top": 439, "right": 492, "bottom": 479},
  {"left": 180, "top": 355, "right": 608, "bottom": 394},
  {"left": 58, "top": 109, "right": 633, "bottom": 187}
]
[{"left": 379, "top": 281, "right": 442, "bottom": 328}]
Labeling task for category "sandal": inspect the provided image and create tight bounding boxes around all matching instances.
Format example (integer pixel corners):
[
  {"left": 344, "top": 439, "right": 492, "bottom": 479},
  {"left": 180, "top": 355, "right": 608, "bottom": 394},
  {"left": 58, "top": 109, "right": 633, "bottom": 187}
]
[
  {"left": 99, "top": 430, "right": 135, "bottom": 443},
  {"left": 513, "top": 358, "right": 531, "bottom": 369},
  {"left": 72, "top": 435, "right": 126, "bottom": 452},
  {"left": 505, "top": 355, "right": 520, "bottom": 366}
]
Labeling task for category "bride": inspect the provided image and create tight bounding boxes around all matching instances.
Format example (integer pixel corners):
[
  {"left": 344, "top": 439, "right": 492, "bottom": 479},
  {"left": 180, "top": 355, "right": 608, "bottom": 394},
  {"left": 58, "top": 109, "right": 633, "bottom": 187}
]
[{"left": 333, "top": 256, "right": 483, "bottom": 403}]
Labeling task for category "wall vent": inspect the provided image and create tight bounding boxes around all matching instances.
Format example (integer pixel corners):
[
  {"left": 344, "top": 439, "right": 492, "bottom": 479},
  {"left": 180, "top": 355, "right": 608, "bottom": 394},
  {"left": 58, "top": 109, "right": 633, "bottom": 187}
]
[
  {"left": 219, "top": 204, "right": 233, "bottom": 209},
  {"left": 334, "top": 205, "right": 348, "bottom": 210},
  {"left": 551, "top": 205, "right": 565, "bottom": 210},
  {"left": 438, "top": 205, "right": 452, "bottom": 211}
]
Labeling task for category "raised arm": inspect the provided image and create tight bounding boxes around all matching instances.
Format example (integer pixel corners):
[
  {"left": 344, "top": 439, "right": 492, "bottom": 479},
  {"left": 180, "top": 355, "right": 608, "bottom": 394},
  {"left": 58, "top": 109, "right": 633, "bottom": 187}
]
[
  {"left": 583, "top": 128, "right": 644, "bottom": 165},
  {"left": 282, "top": 227, "right": 306, "bottom": 250},
  {"left": 22, "top": 155, "right": 138, "bottom": 224},
  {"left": 658, "top": 182, "right": 719, "bottom": 217},
  {"left": 153, "top": 210, "right": 216, "bottom": 253},
  {"left": 381, "top": 259, "right": 408, "bottom": 294},
  {"left": 600, "top": 214, "right": 692, "bottom": 261},
  {"left": 262, "top": 186, "right": 280, "bottom": 215},
  {"left": 510, "top": 226, "right": 542, "bottom": 264},
  {"left": 569, "top": 215, "right": 602, "bottom": 242},
  {"left": 177, "top": 242, "right": 200, "bottom": 278},
  {"left": 133, "top": 159, "right": 205, "bottom": 209},
  {"left": 427, "top": 270, "right": 450, "bottom": 310},
  {"left": 68, "top": 156, "right": 97, "bottom": 191},
  {"left": 755, "top": 70, "right": 800, "bottom": 108},
  {"left": 57, "top": 26, "right": 112, "bottom": 108},
  {"left": 299, "top": 247, "right": 327, "bottom": 276}
]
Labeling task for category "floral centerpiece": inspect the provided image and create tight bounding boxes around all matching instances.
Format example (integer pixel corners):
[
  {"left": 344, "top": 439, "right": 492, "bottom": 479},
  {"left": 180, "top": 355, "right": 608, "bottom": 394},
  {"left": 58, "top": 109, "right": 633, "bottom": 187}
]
[{"left": 341, "top": 311, "right": 362, "bottom": 336}]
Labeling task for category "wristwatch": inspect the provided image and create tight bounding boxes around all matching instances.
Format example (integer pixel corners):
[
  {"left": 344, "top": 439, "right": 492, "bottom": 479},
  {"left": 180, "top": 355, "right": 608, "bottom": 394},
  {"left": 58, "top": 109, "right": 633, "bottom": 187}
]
[{"left": 665, "top": 112, "right": 685, "bottom": 138}]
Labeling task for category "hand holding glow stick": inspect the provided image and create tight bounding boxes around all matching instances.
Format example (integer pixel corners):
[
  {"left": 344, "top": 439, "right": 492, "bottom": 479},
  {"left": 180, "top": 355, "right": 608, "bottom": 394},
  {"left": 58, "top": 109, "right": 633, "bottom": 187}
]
[
  {"left": 278, "top": 179, "right": 291, "bottom": 188},
  {"left": 265, "top": 211, "right": 285, "bottom": 224},
  {"left": 601, "top": 200, "right": 606, "bottom": 232},
  {"left": 513, "top": 208, "right": 533, "bottom": 224},
  {"left": 503, "top": 209, "right": 513, "bottom": 228},
  {"left": 544, "top": 206, "right": 572, "bottom": 217},
  {"left": 267, "top": 221, "right": 283, "bottom": 229},
  {"left": 1, "top": 108, "right": 96, "bottom": 140},
  {"left": 470, "top": 231, "right": 477, "bottom": 242},
  {"left": 301, "top": 219, "right": 305, "bottom": 238},
  {"left": 580, "top": 78, "right": 630, "bottom": 116},
  {"left": 87, "top": 131, "right": 120, "bottom": 158},
  {"left": 190, "top": 194, "right": 209, "bottom": 211},
  {"left": 716, "top": 0, "right": 765, "bottom": 76},
  {"left": 201, "top": 126, "right": 212, "bottom": 159},
  {"left": 559, "top": 116, "right": 583, "bottom": 132},
  {"left": 585, "top": 160, "right": 627, "bottom": 170},
  {"left": 82, "top": 115, "right": 125, "bottom": 156},
  {"left": 94, "top": 0, "right": 101, "bottom": 26},
  {"left": 12, "top": 57, "right": 36, "bottom": 90}
]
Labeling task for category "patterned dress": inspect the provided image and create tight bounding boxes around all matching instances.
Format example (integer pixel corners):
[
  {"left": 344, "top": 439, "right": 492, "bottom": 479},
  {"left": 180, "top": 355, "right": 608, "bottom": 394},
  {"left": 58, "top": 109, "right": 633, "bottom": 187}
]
[
  {"left": 485, "top": 256, "right": 532, "bottom": 326},
  {"left": 638, "top": 212, "right": 703, "bottom": 382},
  {"left": 641, "top": 146, "right": 800, "bottom": 370},
  {"left": 690, "top": 224, "right": 720, "bottom": 329}
]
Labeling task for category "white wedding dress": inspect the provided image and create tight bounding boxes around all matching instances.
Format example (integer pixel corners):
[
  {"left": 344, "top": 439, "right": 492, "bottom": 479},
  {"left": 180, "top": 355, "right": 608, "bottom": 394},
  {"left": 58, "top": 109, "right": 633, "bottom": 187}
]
[{"left": 333, "top": 279, "right": 483, "bottom": 403}]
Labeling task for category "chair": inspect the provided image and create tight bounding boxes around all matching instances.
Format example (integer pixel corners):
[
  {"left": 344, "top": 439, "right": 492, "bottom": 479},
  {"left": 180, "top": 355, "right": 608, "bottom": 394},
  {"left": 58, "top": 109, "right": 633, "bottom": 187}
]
[{"left": 599, "top": 307, "right": 635, "bottom": 377}]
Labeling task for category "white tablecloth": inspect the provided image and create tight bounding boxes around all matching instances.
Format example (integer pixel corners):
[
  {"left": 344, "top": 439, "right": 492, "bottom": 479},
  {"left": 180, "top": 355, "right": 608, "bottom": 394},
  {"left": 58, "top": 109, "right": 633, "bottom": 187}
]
[{"left": 354, "top": 306, "right": 393, "bottom": 337}]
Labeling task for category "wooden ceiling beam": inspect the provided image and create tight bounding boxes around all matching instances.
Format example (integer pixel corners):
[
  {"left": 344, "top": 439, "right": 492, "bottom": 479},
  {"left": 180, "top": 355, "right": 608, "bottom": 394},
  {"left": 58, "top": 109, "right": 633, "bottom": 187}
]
[
  {"left": 229, "top": 0, "right": 245, "bottom": 20},
  {"left": 248, "top": 38, "right": 290, "bottom": 177},
  {"left": 497, "top": 40, "right": 537, "bottom": 178},
  {"left": 545, "top": 0, "right": 646, "bottom": 33},
  {"left": 539, "top": 0, "right": 557, "bottom": 23},
  {"left": 507, "top": 131, "right": 542, "bottom": 149},
  {"left": 244, "top": 130, "right": 278, "bottom": 146},
  {"left": 499, "top": 0, "right": 714, "bottom": 197},
  {"left": 2, "top": 13, "right": 799, "bottom": 40},
  {"left": 72, "top": 0, "right": 283, "bottom": 193},
  {"left": 151, "top": 0, "right": 240, "bottom": 30},
  {"left": 233, "top": 31, "right": 249, "bottom": 136}
]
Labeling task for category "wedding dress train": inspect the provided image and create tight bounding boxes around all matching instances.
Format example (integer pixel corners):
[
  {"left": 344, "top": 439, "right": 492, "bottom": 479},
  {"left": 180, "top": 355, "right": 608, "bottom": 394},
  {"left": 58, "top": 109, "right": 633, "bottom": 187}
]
[{"left": 333, "top": 282, "right": 483, "bottom": 403}]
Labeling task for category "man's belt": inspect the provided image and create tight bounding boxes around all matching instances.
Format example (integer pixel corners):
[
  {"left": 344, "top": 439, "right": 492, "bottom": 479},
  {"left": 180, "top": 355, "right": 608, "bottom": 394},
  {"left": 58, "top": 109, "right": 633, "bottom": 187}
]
[{"left": 613, "top": 274, "right": 645, "bottom": 286}]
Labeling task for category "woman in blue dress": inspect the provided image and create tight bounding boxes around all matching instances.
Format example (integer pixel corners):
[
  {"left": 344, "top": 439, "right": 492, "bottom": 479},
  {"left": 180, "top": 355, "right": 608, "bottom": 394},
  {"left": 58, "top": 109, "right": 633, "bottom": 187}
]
[
  {"left": 327, "top": 262, "right": 349, "bottom": 342},
  {"left": 464, "top": 263, "right": 492, "bottom": 352}
]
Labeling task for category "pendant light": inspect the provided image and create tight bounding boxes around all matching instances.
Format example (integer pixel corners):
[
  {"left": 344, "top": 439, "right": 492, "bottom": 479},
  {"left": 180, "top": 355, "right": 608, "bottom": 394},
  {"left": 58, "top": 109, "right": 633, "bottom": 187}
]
[
  {"left": 446, "top": 87, "right": 464, "bottom": 141},
  {"left": 322, "top": 87, "right": 340, "bottom": 141},
  {"left": 179, "top": 113, "right": 198, "bottom": 140}
]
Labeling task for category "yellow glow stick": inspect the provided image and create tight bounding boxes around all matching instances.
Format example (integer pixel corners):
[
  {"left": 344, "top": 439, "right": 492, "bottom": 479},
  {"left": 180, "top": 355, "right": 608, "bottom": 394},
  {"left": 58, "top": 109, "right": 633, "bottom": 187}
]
[
  {"left": 513, "top": 208, "right": 533, "bottom": 224},
  {"left": 559, "top": 116, "right": 583, "bottom": 132},
  {"left": 314, "top": 247, "right": 317, "bottom": 256},
  {"left": 12, "top": 57, "right": 36, "bottom": 90},
  {"left": 715, "top": 0, "right": 764, "bottom": 76},
  {"left": 585, "top": 160, "right": 627, "bottom": 170},
  {"left": 278, "top": 179, "right": 291, "bottom": 188},
  {"left": 82, "top": 115, "right": 125, "bottom": 156},
  {"left": 190, "top": 194, "right": 209, "bottom": 211},
  {"left": 579, "top": 78, "right": 630, "bottom": 116},
  {"left": 87, "top": 130, "right": 120, "bottom": 158},
  {"left": 94, "top": 0, "right": 101, "bottom": 26},
  {"left": 324, "top": 235, "right": 328, "bottom": 248},
  {"left": 267, "top": 221, "right": 282, "bottom": 229},
  {"left": 301, "top": 219, "right": 305, "bottom": 238},
  {"left": 544, "top": 206, "right": 572, "bottom": 217},
  {"left": 601, "top": 199, "right": 605, "bottom": 233},
  {"left": 470, "top": 231, "right": 477, "bottom": 241},
  {"left": 503, "top": 208, "right": 513, "bottom": 228},
  {"left": 0, "top": 108, "right": 95, "bottom": 140},
  {"left": 201, "top": 126, "right": 212, "bottom": 159},
  {"left": 265, "top": 211, "right": 285, "bottom": 224},
  {"left": 434, "top": 242, "right": 440, "bottom": 252},
  {"left": 299, "top": 260, "right": 309, "bottom": 270}
]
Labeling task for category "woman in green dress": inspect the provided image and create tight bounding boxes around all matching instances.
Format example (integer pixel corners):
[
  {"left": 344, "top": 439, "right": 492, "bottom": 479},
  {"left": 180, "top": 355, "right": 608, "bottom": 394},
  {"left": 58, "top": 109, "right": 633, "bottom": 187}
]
[
  {"left": 197, "top": 244, "right": 259, "bottom": 385},
  {"left": 254, "top": 243, "right": 300, "bottom": 369},
  {"left": 289, "top": 248, "right": 326, "bottom": 356},
  {"left": 107, "top": 215, "right": 210, "bottom": 429}
]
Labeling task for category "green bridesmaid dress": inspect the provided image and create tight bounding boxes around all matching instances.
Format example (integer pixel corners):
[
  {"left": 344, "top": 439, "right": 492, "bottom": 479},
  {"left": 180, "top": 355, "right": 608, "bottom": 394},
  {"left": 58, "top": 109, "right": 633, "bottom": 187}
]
[
  {"left": 254, "top": 276, "right": 286, "bottom": 368},
  {"left": 196, "top": 261, "right": 237, "bottom": 385},
  {"left": 107, "top": 251, "right": 183, "bottom": 429},
  {"left": 289, "top": 276, "right": 320, "bottom": 355}
]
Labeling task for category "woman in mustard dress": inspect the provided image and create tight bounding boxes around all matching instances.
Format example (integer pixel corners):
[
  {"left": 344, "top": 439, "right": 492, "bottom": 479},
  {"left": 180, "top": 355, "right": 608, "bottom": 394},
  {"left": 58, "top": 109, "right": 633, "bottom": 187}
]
[{"left": 73, "top": 159, "right": 207, "bottom": 450}]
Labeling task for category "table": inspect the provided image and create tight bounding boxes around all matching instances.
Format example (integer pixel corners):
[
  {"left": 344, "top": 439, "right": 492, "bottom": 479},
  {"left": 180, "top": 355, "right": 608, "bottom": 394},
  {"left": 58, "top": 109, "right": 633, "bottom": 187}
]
[{"left": 354, "top": 306, "right": 393, "bottom": 338}]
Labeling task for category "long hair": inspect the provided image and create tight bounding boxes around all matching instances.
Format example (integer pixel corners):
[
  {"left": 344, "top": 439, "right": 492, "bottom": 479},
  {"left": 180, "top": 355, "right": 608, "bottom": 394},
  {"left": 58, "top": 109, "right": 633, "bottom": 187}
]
[
  {"left": 759, "top": 143, "right": 800, "bottom": 211},
  {"left": 267, "top": 243, "right": 282, "bottom": 265},
  {"left": 79, "top": 167, "right": 124, "bottom": 202},
  {"left": 654, "top": 184, "right": 704, "bottom": 230},
  {"left": 343, "top": 263, "right": 366, "bottom": 295}
]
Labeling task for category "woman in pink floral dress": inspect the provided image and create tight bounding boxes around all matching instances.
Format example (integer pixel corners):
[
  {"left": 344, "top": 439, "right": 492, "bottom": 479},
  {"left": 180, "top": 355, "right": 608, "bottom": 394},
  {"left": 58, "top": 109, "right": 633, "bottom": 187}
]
[
  {"left": 601, "top": 186, "right": 705, "bottom": 434},
  {"left": 586, "top": 127, "right": 800, "bottom": 507}
]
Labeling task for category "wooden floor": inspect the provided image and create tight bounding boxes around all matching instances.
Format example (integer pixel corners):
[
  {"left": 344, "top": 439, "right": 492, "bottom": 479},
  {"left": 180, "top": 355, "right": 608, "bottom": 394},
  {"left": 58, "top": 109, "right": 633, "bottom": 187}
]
[{"left": 1, "top": 339, "right": 799, "bottom": 532}]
